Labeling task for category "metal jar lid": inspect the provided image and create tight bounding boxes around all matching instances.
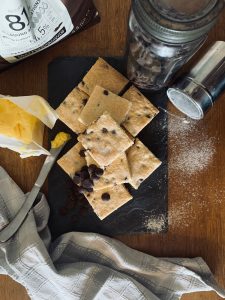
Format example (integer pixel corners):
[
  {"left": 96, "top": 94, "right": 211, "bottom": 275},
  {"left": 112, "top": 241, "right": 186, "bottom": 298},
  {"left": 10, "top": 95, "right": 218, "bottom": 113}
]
[
  {"left": 167, "top": 41, "right": 225, "bottom": 119},
  {"left": 132, "top": 0, "right": 224, "bottom": 43}
]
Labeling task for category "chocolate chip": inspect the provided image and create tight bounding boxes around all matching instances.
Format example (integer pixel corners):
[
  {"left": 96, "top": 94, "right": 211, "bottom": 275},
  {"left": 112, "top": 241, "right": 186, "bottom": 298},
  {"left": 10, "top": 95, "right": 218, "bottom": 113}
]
[
  {"left": 89, "top": 164, "right": 97, "bottom": 173},
  {"left": 75, "top": 171, "right": 81, "bottom": 176},
  {"left": 102, "top": 128, "right": 108, "bottom": 134},
  {"left": 95, "top": 167, "right": 104, "bottom": 176},
  {"left": 101, "top": 192, "right": 110, "bottom": 201},
  {"left": 81, "top": 166, "right": 88, "bottom": 172},
  {"left": 78, "top": 186, "right": 86, "bottom": 194},
  {"left": 81, "top": 80, "right": 85, "bottom": 85},
  {"left": 80, "top": 170, "right": 89, "bottom": 180},
  {"left": 146, "top": 114, "right": 151, "bottom": 118},
  {"left": 139, "top": 178, "right": 143, "bottom": 182},
  {"left": 79, "top": 149, "right": 86, "bottom": 157},
  {"left": 86, "top": 193, "right": 90, "bottom": 197},
  {"left": 103, "top": 90, "right": 109, "bottom": 95},
  {"left": 82, "top": 98, "right": 88, "bottom": 105},
  {"left": 82, "top": 179, "right": 93, "bottom": 189},
  {"left": 73, "top": 175, "right": 81, "bottom": 185},
  {"left": 124, "top": 177, "right": 128, "bottom": 180},
  {"left": 111, "top": 130, "right": 116, "bottom": 135},
  {"left": 91, "top": 173, "right": 100, "bottom": 180}
]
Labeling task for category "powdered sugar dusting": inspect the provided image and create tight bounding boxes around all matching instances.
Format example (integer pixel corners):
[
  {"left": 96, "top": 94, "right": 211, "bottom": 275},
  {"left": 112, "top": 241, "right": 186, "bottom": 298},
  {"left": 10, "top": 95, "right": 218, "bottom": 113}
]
[
  {"left": 170, "top": 137, "right": 216, "bottom": 175},
  {"left": 144, "top": 213, "right": 167, "bottom": 233},
  {"left": 166, "top": 112, "right": 224, "bottom": 228},
  {"left": 141, "top": 110, "right": 223, "bottom": 232},
  {"left": 169, "top": 116, "right": 216, "bottom": 175}
]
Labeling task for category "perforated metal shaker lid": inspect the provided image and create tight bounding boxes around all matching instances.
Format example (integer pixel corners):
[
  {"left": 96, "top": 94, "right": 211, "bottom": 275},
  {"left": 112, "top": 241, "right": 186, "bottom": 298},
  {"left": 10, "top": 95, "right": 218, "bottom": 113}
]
[
  {"left": 167, "top": 41, "right": 225, "bottom": 119},
  {"left": 133, "top": 0, "right": 224, "bottom": 43}
]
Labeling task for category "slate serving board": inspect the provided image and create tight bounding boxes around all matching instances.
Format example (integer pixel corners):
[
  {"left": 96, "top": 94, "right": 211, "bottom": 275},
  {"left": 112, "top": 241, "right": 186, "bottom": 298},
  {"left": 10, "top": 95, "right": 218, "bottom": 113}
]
[{"left": 48, "top": 57, "right": 168, "bottom": 239}]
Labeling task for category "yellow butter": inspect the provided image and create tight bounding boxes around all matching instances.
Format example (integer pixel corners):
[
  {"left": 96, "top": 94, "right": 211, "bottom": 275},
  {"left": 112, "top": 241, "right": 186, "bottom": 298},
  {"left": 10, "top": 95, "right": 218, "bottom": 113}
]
[
  {"left": 51, "top": 132, "right": 71, "bottom": 149},
  {"left": 0, "top": 98, "right": 43, "bottom": 144}
]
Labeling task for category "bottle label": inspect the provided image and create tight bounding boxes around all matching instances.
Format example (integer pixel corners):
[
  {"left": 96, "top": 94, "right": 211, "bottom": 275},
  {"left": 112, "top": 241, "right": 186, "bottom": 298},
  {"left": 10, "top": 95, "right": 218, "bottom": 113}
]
[{"left": 0, "top": 0, "right": 74, "bottom": 63}]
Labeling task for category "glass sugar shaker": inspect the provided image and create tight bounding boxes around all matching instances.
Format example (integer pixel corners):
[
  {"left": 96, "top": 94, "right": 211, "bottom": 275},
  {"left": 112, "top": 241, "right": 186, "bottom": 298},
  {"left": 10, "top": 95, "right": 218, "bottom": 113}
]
[{"left": 127, "top": 0, "right": 224, "bottom": 91}]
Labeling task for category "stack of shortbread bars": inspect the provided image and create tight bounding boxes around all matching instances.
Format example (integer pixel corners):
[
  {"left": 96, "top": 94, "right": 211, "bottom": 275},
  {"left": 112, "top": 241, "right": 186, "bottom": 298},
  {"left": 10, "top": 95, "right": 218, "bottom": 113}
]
[{"left": 56, "top": 58, "right": 161, "bottom": 220}]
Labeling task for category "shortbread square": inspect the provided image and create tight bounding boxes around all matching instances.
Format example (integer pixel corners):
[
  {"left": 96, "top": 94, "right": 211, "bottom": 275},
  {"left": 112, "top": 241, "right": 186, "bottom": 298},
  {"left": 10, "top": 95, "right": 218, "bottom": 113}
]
[
  {"left": 84, "top": 185, "right": 133, "bottom": 220},
  {"left": 122, "top": 86, "right": 159, "bottom": 136},
  {"left": 78, "top": 58, "right": 129, "bottom": 95},
  {"left": 57, "top": 142, "right": 86, "bottom": 178},
  {"left": 78, "top": 86, "right": 131, "bottom": 126},
  {"left": 127, "top": 139, "right": 161, "bottom": 189},
  {"left": 85, "top": 152, "right": 130, "bottom": 190},
  {"left": 56, "top": 87, "right": 88, "bottom": 134},
  {"left": 78, "top": 112, "right": 134, "bottom": 167}
]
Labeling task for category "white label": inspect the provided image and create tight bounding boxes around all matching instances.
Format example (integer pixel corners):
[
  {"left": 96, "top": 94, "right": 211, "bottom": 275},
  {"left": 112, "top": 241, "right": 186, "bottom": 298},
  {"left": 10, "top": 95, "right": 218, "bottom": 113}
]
[{"left": 0, "top": 0, "right": 74, "bottom": 63}]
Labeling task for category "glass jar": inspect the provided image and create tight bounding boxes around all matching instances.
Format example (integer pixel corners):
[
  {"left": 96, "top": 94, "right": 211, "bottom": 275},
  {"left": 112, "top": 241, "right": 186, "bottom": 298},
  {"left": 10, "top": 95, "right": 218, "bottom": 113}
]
[{"left": 127, "top": 0, "right": 224, "bottom": 91}]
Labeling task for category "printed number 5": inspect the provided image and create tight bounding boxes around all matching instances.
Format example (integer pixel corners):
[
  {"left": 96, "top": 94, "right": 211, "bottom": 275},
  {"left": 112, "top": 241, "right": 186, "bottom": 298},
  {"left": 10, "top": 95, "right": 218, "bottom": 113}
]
[{"left": 38, "top": 26, "right": 45, "bottom": 35}]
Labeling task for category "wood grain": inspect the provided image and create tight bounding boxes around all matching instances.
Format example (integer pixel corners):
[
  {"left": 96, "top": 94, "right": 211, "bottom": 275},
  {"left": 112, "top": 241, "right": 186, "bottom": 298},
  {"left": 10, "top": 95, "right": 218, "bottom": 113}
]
[{"left": 0, "top": 1, "right": 225, "bottom": 299}]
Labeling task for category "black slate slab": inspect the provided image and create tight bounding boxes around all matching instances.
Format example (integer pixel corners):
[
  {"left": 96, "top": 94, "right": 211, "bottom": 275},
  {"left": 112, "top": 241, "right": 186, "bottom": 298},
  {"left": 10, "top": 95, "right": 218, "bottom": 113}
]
[{"left": 48, "top": 57, "right": 168, "bottom": 239}]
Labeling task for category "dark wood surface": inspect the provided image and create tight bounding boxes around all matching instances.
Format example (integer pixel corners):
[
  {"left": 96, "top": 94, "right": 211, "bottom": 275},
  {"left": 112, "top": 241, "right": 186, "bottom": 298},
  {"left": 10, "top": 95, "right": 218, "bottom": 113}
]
[{"left": 0, "top": 1, "right": 225, "bottom": 299}]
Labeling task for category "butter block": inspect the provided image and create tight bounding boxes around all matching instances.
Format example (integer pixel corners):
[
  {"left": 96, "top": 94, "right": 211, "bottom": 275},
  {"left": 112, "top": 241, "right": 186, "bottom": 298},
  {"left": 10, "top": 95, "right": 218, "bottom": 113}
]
[
  {"left": 1, "top": 94, "right": 58, "bottom": 129},
  {"left": 0, "top": 98, "right": 49, "bottom": 157}
]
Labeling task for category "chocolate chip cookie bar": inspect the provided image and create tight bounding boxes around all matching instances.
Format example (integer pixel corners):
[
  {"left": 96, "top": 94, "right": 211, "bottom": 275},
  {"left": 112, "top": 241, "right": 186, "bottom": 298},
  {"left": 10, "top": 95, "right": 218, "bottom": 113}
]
[
  {"left": 127, "top": 138, "right": 161, "bottom": 189},
  {"left": 78, "top": 58, "right": 129, "bottom": 95},
  {"left": 57, "top": 142, "right": 86, "bottom": 178},
  {"left": 78, "top": 86, "right": 131, "bottom": 126},
  {"left": 85, "top": 151, "right": 130, "bottom": 190},
  {"left": 122, "top": 85, "right": 159, "bottom": 136},
  {"left": 78, "top": 112, "right": 134, "bottom": 167},
  {"left": 56, "top": 87, "right": 88, "bottom": 134},
  {"left": 84, "top": 185, "right": 133, "bottom": 220}
]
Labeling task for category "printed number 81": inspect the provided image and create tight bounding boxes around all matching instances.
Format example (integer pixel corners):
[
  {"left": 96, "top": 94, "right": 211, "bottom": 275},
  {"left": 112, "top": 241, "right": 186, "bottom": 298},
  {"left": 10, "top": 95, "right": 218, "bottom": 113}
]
[{"left": 5, "top": 7, "right": 29, "bottom": 31}]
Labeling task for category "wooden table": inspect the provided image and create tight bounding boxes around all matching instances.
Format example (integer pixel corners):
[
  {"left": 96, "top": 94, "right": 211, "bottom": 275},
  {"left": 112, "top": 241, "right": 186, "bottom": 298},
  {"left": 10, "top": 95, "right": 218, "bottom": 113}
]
[{"left": 0, "top": 1, "right": 225, "bottom": 299}]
